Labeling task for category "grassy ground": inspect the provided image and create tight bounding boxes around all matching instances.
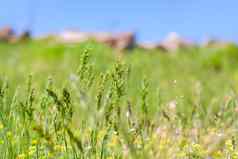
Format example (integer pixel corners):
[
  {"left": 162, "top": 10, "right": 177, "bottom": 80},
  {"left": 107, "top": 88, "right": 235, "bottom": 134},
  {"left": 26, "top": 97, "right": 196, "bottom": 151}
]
[{"left": 1, "top": 40, "right": 238, "bottom": 158}]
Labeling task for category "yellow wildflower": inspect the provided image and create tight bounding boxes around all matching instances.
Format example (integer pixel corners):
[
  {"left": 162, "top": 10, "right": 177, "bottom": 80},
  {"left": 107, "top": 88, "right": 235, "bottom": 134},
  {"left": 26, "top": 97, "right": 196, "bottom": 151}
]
[
  {"left": 97, "top": 129, "right": 107, "bottom": 141},
  {"left": 31, "top": 139, "right": 38, "bottom": 145},
  {"left": 47, "top": 152, "right": 54, "bottom": 158},
  {"left": 28, "top": 150, "right": 35, "bottom": 156},
  {"left": 0, "top": 122, "right": 3, "bottom": 130},
  {"left": 191, "top": 143, "right": 207, "bottom": 157},
  {"left": 108, "top": 134, "right": 119, "bottom": 148},
  {"left": 6, "top": 131, "right": 12, "bottom": 138},
  {"left": 16, "top": 153, "right": 26, "bottom": 159},
  {"left": 28, "top": 146, "right": 36, "bottom": 155},
  {"left": 211, "top": 150, "right": 223, "bottom": 159},
  {"left": 225, "top": 139, "right": 233, "bottom": 152},
  {"left": 54, "top": 144, "right": 65, "bottom": 152},
  {"left": 232, "top": 152, "right": 238, "bottom": 159}
]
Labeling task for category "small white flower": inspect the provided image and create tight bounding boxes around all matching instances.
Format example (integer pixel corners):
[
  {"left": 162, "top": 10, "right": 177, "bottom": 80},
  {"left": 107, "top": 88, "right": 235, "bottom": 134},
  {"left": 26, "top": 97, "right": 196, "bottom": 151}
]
[
  {"left": 69, "top": 73, "right": 78, "bottom": 82},
  {"left": 126, "top": 111, "right": 130, "bottom": 118},
  {"left": 168, "top": 100, "right": 177, "bottom": 110},
  {"left": 173, "top": 80, "right": 177, "bottom": 84}
]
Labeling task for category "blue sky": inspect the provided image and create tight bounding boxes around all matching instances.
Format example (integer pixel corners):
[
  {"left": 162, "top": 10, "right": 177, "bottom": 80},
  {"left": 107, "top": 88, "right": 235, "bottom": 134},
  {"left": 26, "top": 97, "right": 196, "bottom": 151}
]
[{"left": 0, "top": 0, "right": 237, "bottom": 42}]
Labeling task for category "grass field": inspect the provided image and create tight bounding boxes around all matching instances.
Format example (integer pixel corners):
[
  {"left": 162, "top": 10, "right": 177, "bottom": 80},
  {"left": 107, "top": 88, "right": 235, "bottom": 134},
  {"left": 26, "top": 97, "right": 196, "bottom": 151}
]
[{"left": 1, "top": 40, "right": 238, "bottom": 158}]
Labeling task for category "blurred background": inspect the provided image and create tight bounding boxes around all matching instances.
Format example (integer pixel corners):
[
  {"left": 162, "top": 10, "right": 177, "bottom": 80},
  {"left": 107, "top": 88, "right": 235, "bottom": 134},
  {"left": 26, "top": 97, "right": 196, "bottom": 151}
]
[{"left": 0, "top": 0, "right": 237, "bottom": 42}]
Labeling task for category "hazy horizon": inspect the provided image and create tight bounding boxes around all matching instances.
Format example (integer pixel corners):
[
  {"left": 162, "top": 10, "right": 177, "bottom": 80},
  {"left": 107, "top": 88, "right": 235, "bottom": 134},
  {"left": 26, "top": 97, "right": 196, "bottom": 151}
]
[{"left": 0, "top": 0, "right": 237, "bottom": 42}]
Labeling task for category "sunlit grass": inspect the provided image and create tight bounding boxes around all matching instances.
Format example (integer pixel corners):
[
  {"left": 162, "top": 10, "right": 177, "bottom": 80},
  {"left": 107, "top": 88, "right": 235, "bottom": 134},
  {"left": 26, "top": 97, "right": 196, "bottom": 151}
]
[{"left": 0, "top": 40, "right": 238, "bottom": 158}]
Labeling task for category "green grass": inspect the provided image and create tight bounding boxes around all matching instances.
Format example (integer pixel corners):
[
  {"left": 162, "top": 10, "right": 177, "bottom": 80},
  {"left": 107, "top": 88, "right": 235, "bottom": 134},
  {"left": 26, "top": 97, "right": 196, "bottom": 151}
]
[{"left": 1, "top": 40, "right": 238, "bottom": 158}]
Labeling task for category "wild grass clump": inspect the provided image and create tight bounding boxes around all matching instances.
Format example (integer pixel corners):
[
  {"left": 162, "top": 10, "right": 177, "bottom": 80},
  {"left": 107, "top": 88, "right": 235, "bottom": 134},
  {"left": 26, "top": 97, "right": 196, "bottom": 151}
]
[{"left": 1, "top": 41, "right": 238, "bottom": 158}]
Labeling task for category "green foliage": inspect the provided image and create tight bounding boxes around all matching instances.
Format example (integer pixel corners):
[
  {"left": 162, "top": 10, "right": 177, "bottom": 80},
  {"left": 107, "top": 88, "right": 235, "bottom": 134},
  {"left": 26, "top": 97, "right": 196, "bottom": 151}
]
[
  {"left": 0, "top": 41, "right": 238, "bottom": 158},
  {"left": 202, "top": 44, "right": 238, "bottom": 70}
]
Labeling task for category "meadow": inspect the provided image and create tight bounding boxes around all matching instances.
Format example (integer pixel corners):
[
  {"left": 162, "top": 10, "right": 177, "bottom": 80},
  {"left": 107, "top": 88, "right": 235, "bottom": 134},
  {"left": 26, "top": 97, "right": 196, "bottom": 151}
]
[{"left": 1, "top": 40, "right": 238, "bottom": 158}]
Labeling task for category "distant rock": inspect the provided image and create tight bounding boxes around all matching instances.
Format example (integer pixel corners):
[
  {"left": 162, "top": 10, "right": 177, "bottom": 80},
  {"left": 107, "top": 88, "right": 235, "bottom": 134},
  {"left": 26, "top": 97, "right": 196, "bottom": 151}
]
[
  {"left": 138, "top": 33, "right": 194, "bottom": 52},
  {"left": 92, "top": 32, "right": 116, "bottom": 47},
  {"left": 0, "top": 27, "right": 32, "bottom": 43},
  {"left": 58, "top": 30, "right": 136, "bottom": 51},
  {"left": 58, "top": 30, "right": 91, "bottom": 43},
  {"left": 18, "top": 30, "right": 31, "bottom": 42},
  {"left": 0, "top": 26, "right": 15, "bottom": 42},
  {"left": 202, "top": 38, "right": 233, "bottom": 48},
  {"left": 138, "top": 42, "right": 166, "bottom": 51},
  {"left": 114, "top": 32, "right": 135, "bottom": 50},
  {"left": 159, "top": 32, "right": 194, "bottom": 52}
]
